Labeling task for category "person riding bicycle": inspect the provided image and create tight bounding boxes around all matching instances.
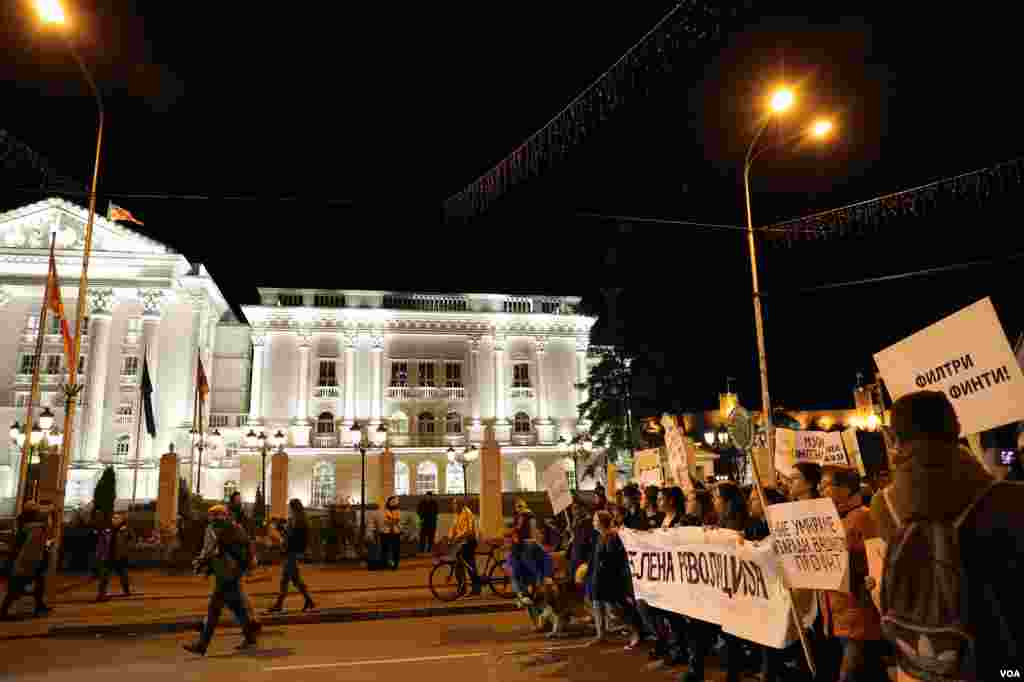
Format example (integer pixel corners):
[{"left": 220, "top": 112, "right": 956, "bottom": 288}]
[{"left": 448, "top": 497, "right": 481, "bottom": 596}]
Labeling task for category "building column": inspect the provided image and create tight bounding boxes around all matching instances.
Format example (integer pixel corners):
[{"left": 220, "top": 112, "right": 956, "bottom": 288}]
[
  {"left": 493, "top": 335, "right": 507, "bottom": 422},
  {"left": 137, "top": 289, "right": 166, "bottom": 463},
  {"left": 468, "top": 337, "right": 481, "bottom": 426},
  {"left": 270, "top": 449, "right": 289, "bottom": 521},
  {"left": 249, "top": 333, "right": 266, "bottom": 425},
  {"left": 371, "top": 334, "right": 384, "bottom": 424},
  {"left": 343, "top": 334, "right": 356, "bottom": 425},
  {"left": 296, "top": 332, "right": 311, "bottom": 423},
  {"left": 576, "top": 336, "right": 589, "bottom": 422},
  {"left": 183, "top": 292, "right": 204, "bottom": 427},
  {"left": 82, "top": 288, "right": 115, "bottom": 463},
  {"left": 533, "top": 337, "right": 549, "bottom": 423}
]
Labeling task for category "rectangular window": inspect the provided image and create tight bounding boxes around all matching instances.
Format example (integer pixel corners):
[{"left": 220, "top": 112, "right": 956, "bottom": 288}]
[
  {"left": 19, "top": 354, "right": 38, "bottom": 375},
  {"left": 78, "top": 355, "right": 86, "bottom": 375},
  {"left": 15, "top": 393, "right": 28, "bottom": 408},
  {"left": 82, "top": 316, "right": 89, "bottom": 335},
  {"left": 45, "top": 355, "right": 62, "bottom": 375},
  {"left": 26, "top": 315, "right": 40, "bottom": 331},
  {"left": 278, "top": 294, "right": 304, "bottom": 306},
  {"left": 513, "top": 363, "right": 530, "bottom": 387},
  {"left": 313, "top": 294, "right": 345, "bottom": 307},
  {"left": 210, "top": 415, "right": 230, "bottom": 428},
  {"left": 117, "top": 403, "right": 134, "bottom": 418},
  {"left": 390, "top": 362, "right": 408, "bottom": 386},
  {"left": 445, "top": 362, "right": 462, "bottom": 387},
  {"left": 115, "top": 437, "right": 131, "bottom": 462},
  {"left": 127, "top": 318, "right": 143, "bottom": 333},
  {"left": 46, "top": 316, "right": 60, "bottom": 335},
  {"left": 318, "top": 360, "right": 337, "bottom": 386},
  {"left": 121, "top": 356, "right": 139, "bottom": 377},
  {"left": 418, "top": 362, "right": 435, "bottom": 387}
]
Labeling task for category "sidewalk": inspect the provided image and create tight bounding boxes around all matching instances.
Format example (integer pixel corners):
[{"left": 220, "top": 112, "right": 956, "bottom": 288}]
[{"left": 0, "top": 557, "right": 519, "bottom": 640}]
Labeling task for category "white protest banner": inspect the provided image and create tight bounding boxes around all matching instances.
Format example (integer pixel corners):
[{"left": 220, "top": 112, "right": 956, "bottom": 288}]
[
  {"left": 620, "top": 527, "right": 792, "bottom": 648},
  {"left": 874, "top": 297, "right": 1024, "bottom": 436},
  {"left": 775, "top": 429, "right": 850, "bottom": 474},
  {"left": 864, "top": 538, "right": 887, "bottom": 612},
  {"left": 542, "top": 460, "right": 572, "bottom": 514},
  {"left": 661, "top": 414, "right": 694, "bottom": 493},
  {"left": 840, "top": 429, "right": 866, "bottom": 476},
  {"left": 633, "top": 448, "right": 661, "bottom": 480},
  {"left": 765, "top": 498, "right": 848, "bottom": 591}
]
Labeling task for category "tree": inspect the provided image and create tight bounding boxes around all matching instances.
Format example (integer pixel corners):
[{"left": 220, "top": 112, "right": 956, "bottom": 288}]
[
  {"left": 576, "top": 348, "right": 644, "bottom": 483},
  {"left": 94, "top": 466, "right": 116, "bottom": 519}
]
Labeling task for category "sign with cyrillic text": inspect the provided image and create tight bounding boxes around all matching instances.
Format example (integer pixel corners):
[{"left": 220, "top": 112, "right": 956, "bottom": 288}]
[
  {"left": 542, "top": 461, "right": 572, "bottom": 515},
  {"left": 874, "top": 297, "right": 1024, "bottom": 436},
  {"left": 620, "top": 527, "right": 793, "bottom": 648},
  {"left": 661, "top": 414, "right": 694, "bottom": 493},
  {"left": 633, "top": 448, "right": 661, "bottom": 480},
  {"left": 774, "top": 429, "right": 851, "bottom": 474},
  {"left": 765, "top": 498, "right": 849, "bottom": 591}
]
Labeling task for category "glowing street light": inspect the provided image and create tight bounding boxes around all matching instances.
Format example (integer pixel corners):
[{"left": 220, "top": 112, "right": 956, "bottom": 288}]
[
  {"left": 34, "top": 0, "right": 66, "bottom": 25},
  {"left": 811, "top": 119, "right": 834, "bottom": 138},
  {"left": 769, "top": 87, "right": 795, "bottom": 113}
]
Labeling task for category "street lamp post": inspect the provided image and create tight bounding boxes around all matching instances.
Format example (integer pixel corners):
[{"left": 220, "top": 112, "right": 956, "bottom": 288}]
[
  {"left": 559, "top": 433, "right": 592, "bottom": 490},
  {"left": 10, "top": 408, "right": 61, "bottom": 503},
  {"left": 245, "top": 429, "right": 284, "bottom": 524},
  {"left": 447, "top": 445, "right": 478, "bottom": 495},
  {"left": 349, "top": 422, "right": 387, "bottom": 539},
  {"left": 190, "top": 428, "right": 222, "bottom": 498}
]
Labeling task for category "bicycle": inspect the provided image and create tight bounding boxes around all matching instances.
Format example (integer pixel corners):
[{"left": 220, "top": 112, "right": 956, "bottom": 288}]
[{"left": 429, "top": 541, "right": 519, "bottom": 602}]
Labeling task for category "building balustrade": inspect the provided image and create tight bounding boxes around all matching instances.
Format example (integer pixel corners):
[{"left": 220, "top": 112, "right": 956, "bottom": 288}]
[
  {"left": 115, "top": 413, "right": 134, "bottom": 426},
  {"left": 314, "top": 385, "right": 341, "bottom": 399},
  {"left": 385, "top": 385, "right": 466, "bottom": 401},
  {"left": 508, "top": 386, "right": 535, "bottom": 400},
  {"left": 313, "top": 433, "right": 339, "bottom": 448},
  {"left": 120, "top": 374, "right": 139, "bottom": 387}
]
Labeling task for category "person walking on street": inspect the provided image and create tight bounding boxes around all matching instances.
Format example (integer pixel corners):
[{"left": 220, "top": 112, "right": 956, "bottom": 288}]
[
  {"left": 266, "top": 499, "right": 316, "bottom": 613},
  {"left": 228, "top": 491, "right": 247, "bottom": 528},
  {"left": 416, "top": 491, "right": 439, "bottom": 553},
  {"left": 448, "top": 497, "right": 481, "bottom": 595},
  {"left": 182, "top": 505, "right": 258, "bottom": 655},
  {"left": 0, "top": 502, "right": 51, "bottom": 620},
  {"left": 97, "top": 513, "right": 134, "bottom": 601},
  {"left": 374, "top": 495, "right": 403, "bottom": 570}
]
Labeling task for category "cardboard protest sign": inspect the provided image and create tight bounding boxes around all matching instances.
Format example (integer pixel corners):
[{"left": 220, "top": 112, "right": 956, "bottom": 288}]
[
  {"left": 840, "top": 429, "right": 866, "bottom": 476},
  {"left": 775, "top": 429, "right": 850, "bottom": 474},
  {"left": 638, "top": 467, "right": 663, "bottom": 487},
  {"left": 542, "top": 460, "right": 572, "bottom": 514},
  {"left": 751, "top": 447, "right": 776, "bottom": 489},
  {"left": 620, "top": 527, "right": 792, "bottom": 648},
  {"left": 661, "top": 414, "right": 694, "bottom": 493},
  {"left": 864, "top": 537, "right": 887, "bottom": 611},
  {"left": 874, "top": 297, "right": 1024, "bottom": 436},
  {"left": 765, "top": 498, "right": 849, "bottom": 591},
  {"left": 633, "top": 448, "right": 661, "bottom": 480}
]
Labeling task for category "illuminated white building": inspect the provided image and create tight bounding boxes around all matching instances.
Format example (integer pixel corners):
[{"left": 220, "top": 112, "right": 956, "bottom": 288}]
[{"left": 0, "top": 198, "right": 598, "bottom": 512}]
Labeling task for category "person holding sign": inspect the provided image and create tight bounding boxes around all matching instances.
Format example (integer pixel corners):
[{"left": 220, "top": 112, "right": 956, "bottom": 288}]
[{"left": 817, "top": 467, "right": 886, "bottom": 682}]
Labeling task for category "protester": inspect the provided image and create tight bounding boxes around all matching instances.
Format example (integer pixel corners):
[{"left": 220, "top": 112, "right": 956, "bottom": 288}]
[
  {"left": 568, "top": 498, "right": 594, "bottom": 595},
  {"left": 746, "top": 487, "right": 786, "bottom": 541},
  {"left": 0, "top": 502, "right": 50, "bottom": 620},
  {"left": 870, "top": 390, "right": 1024, "bottom": 682},
  {"left": 641, "top": 485, "right": 664, "bottom": 528},
  {"left": 507, "top": 498, "right": 542, "bottom": 606},
  {"left": 97, "top": 512, "right": 134, "bottom": 601},
  {"left": 448, "top": 498, "right": 481, "bottom": 595},
  {"left": 374, "top": 495, "right": 403, "bottom": 570},
  {"left": 586, "top": 510, "right": 639, "bottom": 647},
  {"left": 818, "top": 466, "right": 886, "bottom": 682},
  {"left": 266, "top": 499, "right": 315, "bottom": 613},
  {"left": 786, "top": 462, "right": 823, "bottom": 501},
  {"left": 621, "top": 485, "right": 648, "bottom": 530},
  {"left": 636, "top": 487, "right": 689, "bottom": 665},
  {"left": 183, "top": 505, "right": 258, "bottom": 655},
  {"left": 228, "top": 491, "right": 247, "bottom": 528},
  {"left": 416, "top": 491, "right": 439, "bottom": 553}
]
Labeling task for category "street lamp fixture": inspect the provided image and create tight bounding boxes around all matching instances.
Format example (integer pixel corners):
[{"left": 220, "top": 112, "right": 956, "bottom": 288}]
[
  {"left": 191, "top": 427, "right": 222, "bottom": 497},
  {"left": 246, "top": 428, "right": 273, "bottom": 524},
  {"left": 769, "top": 87, "right": 795, "bottom": 113},
  {"left": 34, "top": 0, "right": 67, "bottom": 25},
  {"left": 811, "top": 119, "right": 834, "bottom": 138},
  {"left": 703, "top": 430, "right": 716, "bottom": 448},
  {"left": 447, "top": 444, "right": 478, "bottom": 495},
  {"left": 38, "top": 407, "right": 55, "bottom": 431},
  {"left": 349, "top": 421, "right": 373, "bottom": 539}
]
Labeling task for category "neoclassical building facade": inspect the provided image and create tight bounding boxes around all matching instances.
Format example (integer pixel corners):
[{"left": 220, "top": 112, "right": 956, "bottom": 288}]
[{"left": 0, "top": 198, "right": 598, "bottom": 512}]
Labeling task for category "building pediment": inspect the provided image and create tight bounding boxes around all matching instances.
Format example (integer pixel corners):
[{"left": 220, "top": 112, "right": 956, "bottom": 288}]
[{"left": 0, "top": 198, "right": 174, "bottom": 255}]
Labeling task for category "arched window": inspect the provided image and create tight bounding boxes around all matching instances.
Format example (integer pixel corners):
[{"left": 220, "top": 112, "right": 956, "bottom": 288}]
[
  {"left": 445, "top": 461, "right": 465, "bottom": 495},
  {"left": 223, "top": 480, "right": 239, "bottom": 502},
  {"left": 513, "top": 412, "right": 532, "bottom": 434},
  {"left": 316, "top": 412, "right": 335, "bottom": 435},
  {"left": 391, "top": 411, "right": 409, "bottom": 434},
  {"left": 562, "top": 457, "right": 578, "bottom": 491},
  {"left": 416, "top": 460, "right": 438, "bottom": 494},
  {"left": 446, "top": 411, "right": 462, "bottom": 434},
  {"left": 395, "top": 461, "right": 410, "bottom": 495},
  {"left": 516, "top": 459, "right": 537, "bottom": 491},
  {"left": 114, "top": 435, "right": 131, "bottom": 463},
  {"left": 311, "top": 461, "right": 335, "bottom": 508},
  {"left": 417, "top": 412, "right": 435, "bottom": 434}
]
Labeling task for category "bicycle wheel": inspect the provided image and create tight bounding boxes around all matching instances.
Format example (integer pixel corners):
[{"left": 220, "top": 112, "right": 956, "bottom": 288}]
[
  {"left": 429, "top": 561, "right": 466, "bottom": 602},
  {"left": 487, "top": 559, "right": 516, "bottom": 599}
]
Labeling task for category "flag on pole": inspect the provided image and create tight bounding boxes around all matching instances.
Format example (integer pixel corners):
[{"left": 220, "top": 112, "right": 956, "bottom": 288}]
[
  {"left": 140, "top": 349, "right": 158, "bottom": 438},
  {"left": 108, "top": 203, "right": 144, "bottom": 225},
  {"left": 197, "top": 356, "right": 210, "bottom": 403},
  {"left": 46, "top": 241, "right": 74, "bottom": 368}
]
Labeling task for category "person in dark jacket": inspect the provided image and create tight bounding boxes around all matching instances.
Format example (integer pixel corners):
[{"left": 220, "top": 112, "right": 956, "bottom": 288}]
[
  {"left": 586, "top": 510, "right": 638, "bottom": 646},
  {"left": 621, "top": 486, "right": 648, "bottom": 530},
  {"left": 0, "top": 502, "right": 50, "bottom": 619},
  {"left": 182, "top": 505, "right": 258, "bottom": 655},
  {"left": 416, "top": 491, "right": 439, "bottom": 553},
  {"left": 97, "top": 512, "right": 134, "bottom": 600},
  {"left": 266, "top": 499, "right": 315, "bottom": 613},
  {"left": 869, "top": 390, "right": 1024, "bottom": 682},
  {"left": 228, "top": 492, "right": 247, "bottom": 528},
  {"left": 642, "top": 485, "right": 664, "bottom": 528}
]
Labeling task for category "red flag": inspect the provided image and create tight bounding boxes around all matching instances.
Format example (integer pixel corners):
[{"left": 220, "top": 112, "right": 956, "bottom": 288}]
[
  {"left": 196, "top": 356, "right": 209, "bottom": 403},
  {"left": 108, "top": 204, "right": 144, "bottom": 225},
  {"left": 46, "top": 245, "right": 74, "bottom": 370}
]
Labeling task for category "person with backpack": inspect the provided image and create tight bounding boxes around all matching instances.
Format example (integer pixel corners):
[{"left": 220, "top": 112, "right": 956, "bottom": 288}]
[
  {"left": 182, "top": 505, "right": 259, "bottom": 655},
  {"left": 870, "top": 390, "right": 1024, "bottom": 682}
]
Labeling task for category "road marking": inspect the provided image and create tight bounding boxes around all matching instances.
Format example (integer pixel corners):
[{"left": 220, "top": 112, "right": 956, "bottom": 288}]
[{"left": 265, "top": 652, "right": 489, "bottom": 671}]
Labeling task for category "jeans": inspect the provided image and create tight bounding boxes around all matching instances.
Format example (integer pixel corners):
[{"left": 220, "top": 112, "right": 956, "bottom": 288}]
[
  {"left": 419, "top": 526, "right": 436, "bottom": 553},
  {"left": 279, "top": 552, "right": 308, "bottom": 595},
  {"left": 458, "top": 538, "right": 480, "bottom": 590},
  {"left": 380, "top": 533, "right": 401, "bottom": 569},
  {"left": 199, "top": 578, "right": 253, "bottom": 646},
  {"left": 689, "top": 619, "right": 744, "bottom": 682},
  {"left": 97, "top": 559, "right": 131, "bottom": 597},
  {"left": 0, "top": 573, "right": 46, "bottom": 616}
]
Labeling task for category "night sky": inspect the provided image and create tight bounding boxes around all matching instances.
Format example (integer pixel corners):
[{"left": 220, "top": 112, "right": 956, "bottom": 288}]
[{"left": 3, "top": 2, "right": 1023, "bottom": 414}]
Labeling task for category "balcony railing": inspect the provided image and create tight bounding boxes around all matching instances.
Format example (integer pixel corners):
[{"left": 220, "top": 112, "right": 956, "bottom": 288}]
[
  {"left": 386, "top": 385, "right": 415, "bottom": 401},
  {"left": 445, "top": 386, "right": 466, "bottom": 401},
  {"left": 386, "top": 433, "right": 468, "bottom": 448},
  {"left": 385, "top": 385, "right": 467, "bottom": 401},
  {"left": 314, "top": 385, "right": 340, "bottom": 399},
  {"left": 115, "top": 413, "right": 134, "bottom": 426},
  {"left": 121, "top": 374, "right": 139, "bottom": 386},
  {"left": 313, "top": 433, "right": 339, "bottom": 448},
  {"left": 508, "top": 387, "right": 535, "bottom": 400}
]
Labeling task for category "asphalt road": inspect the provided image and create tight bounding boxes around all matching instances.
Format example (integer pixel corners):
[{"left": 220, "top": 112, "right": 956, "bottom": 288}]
[{"left": 0, "top": 611, "right": 733, "bottom": 682}]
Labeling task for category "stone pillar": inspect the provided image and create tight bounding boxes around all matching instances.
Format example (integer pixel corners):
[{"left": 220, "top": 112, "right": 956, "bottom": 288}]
[
  {"left": 157, "top": 446, "right": 179, "bottom": 539},
  {"left": 370, "top": 334, "right": 384, "bottom": 424},
  {"left": 468, "top": 337, "right": 481, "bottom": 425},
  {"left": 534, "top": 337, "right": 549, "bottom": 422},
  {"left": 378, "top": 447, "right": 394, "bottom": 506},
  {"left": 493, "top": 335, "right": 507, "bottom": 422},
  {"left": 343, "top": 334, "right": 356, "bottom": 425},
  {"left": 138, "top": 289, "right": 166, "bottom": 463},
  {"left": 248, "top": 333, "right": 266, "bottom": 425},
  {"left": 270, "top": 450, "right": 289, "bottom": 520},
  {"left": 183, "top": 293, "right": 204, "bottom": 426},
  {"left": 82, "top": 288, "right": 115, "bottom": 462},
  {"left": 296, "top": 331, "right": 311, "bottom": 423},
  {"left": 575, "top": 336, "right": 589, "bottom": 413},
  {"left": 478, "top": 424, "right": 503, "bottom": 541}
]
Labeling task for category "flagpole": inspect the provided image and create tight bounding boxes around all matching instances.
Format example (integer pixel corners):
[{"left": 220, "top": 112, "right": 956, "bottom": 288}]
[
  {"left": 192, "top": 355, "right": 199, "bottom": 495},
  {"left": 14, "top": 234, "right": 56, "bottom": 516},
  {"left": 131, "top": 344, "right": 147, "bottom": 508}
]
